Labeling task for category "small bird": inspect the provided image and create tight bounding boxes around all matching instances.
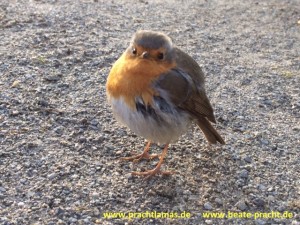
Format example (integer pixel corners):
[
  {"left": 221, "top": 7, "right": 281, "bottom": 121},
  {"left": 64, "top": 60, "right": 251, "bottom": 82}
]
[{"left": 106, "top": 30, "right": 225, "bottom": 178}]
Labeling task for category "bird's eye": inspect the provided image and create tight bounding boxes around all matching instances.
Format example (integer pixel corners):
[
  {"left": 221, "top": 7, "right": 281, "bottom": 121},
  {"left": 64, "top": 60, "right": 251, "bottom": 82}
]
[
  {"left": 157, "top": 52, "right": 164, "bottom": 60},
  {"left": 132, "top": 48, "right": 137, "bottom": 55}
]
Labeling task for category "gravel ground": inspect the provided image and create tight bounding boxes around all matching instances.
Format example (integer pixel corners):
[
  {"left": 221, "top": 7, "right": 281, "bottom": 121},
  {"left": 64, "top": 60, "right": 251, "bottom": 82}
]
[{"left": 0, "top": 0, "right": 299, "bottom": 224}]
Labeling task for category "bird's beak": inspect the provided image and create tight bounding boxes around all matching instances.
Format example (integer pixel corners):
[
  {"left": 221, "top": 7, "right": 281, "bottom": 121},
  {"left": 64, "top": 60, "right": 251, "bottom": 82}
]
[{"left": 141, "top": 51, "right": 149, "bottom": 59}]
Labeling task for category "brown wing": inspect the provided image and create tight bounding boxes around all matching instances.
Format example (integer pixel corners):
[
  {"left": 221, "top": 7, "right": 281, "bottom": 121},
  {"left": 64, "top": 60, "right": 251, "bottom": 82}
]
[
  {"left": 154, "top": 47, "right": 225, "bottom": 144},
  {"left": 174, "top": 47, "right": 216, "bottom": 123},
  {"left": 154, "top": 68, "right": 215, "bottom": 121}
]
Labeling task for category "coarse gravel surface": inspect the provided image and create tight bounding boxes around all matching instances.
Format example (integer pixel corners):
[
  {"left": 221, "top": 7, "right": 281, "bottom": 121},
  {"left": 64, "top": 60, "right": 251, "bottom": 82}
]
[{"left": 0, "top": 0, "right": 299, "bottom": 225}]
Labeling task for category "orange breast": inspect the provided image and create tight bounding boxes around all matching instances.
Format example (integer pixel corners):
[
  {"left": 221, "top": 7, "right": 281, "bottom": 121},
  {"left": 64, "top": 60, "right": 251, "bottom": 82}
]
[{"left": 106, "top": 53, "right": 175, "bottom": 109}]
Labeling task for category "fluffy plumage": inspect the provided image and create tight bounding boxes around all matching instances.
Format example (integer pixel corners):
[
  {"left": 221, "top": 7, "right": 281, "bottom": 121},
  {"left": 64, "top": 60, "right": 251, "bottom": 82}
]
[{"left": 106, "top": 30, "right": 225, "bottom": 178}]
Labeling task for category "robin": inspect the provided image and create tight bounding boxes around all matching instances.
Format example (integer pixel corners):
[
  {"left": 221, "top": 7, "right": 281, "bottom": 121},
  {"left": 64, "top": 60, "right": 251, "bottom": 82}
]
[{"left": 106, "top": 30, "right": 225, "bottom": 178}]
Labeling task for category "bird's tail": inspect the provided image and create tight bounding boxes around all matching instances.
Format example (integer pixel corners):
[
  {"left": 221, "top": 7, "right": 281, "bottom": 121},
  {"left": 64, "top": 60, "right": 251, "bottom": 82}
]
[{"left": 196, "top": 117, "right": 225, "bottom": 144}]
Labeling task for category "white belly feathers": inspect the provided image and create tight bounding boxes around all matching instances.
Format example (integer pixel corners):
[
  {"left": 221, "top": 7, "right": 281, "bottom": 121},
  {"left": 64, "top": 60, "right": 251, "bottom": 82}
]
[{"left": 109, "top": 96, "right": 192, "bottom": 144}]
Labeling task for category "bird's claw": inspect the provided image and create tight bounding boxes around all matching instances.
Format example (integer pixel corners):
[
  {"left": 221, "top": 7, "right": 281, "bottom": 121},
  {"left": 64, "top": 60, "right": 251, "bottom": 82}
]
[{"left": 121, "top": 152, "right": 161, "bottom": 163}]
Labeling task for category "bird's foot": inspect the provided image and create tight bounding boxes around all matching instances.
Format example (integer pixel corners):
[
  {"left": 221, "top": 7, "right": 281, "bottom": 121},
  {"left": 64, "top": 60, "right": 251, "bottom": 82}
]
[
  {"left": 132, "top": 166, "right": 174, "bottom": 179},
  {"left": 121, "top": 152, "right": 160, "bottom": 163}
]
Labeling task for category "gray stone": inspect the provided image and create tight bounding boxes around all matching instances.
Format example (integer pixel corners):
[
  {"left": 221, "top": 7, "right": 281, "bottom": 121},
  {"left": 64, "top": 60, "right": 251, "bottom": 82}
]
[
  {"left": 253, "top": 198, "right": 265, "bottom": 207},
  {"left": 214, "top": 198, "right": 223, "bottom": 206},
  {"left": 240, "top": 169, "right": 249, "bottom": 179},
  {"left": 235, "top": 200, "right": 248, "bottom": 211},
  {"left": 204, "top": 202, "right": 213, "bottom": 210},
  {"left": 244, "top": 156, "right": 252, "bottom": 163},
  {"left": 255, "top": 219, "right": 266, "bottom": 225}
]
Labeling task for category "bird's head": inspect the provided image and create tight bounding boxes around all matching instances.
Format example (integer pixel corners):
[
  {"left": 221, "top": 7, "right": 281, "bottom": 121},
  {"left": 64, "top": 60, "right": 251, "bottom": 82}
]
[{"left": 126, "top": 30, "right": 174, "bottom": 63}]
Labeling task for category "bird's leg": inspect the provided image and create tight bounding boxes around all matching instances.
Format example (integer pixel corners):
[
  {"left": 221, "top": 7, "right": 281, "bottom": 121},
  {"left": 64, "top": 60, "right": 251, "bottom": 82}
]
[
  {"left": 132, "top": 143, "right": 174, "bottom": 178},
  {"left": 121, "top": 141, "right": 160, "bottom": 163}
]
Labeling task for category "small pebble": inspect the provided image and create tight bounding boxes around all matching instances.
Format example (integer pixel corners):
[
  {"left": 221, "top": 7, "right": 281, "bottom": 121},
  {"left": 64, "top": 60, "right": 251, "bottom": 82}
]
[
  {"left": 267, "top": 195, "right": 275, "bottom": 202},
  {"left": 44, "top": 75, "right": 60, "bottom": 82},
  {"left": 235, "top": 200, "right": 248, "bottom": 211},
  {"left": 54, "top": 127, "right": 63, "bottom": 134},
  {"left": 80, "top": 118, "right": 88, "bottom": 125},
  {"left": 241, "top": 78, "right": 251, "bottom": 85},
  {"left": 10, "top": 110, "right": 19, "bottom": 116},
  {"left": 189, "top": 195, "right": 199, "bottom": 201},
  {"left": 11, "top": 80, "right": 21, "bottom": 88},
  {"left": 47, "top": 173, "right": 57, "bottom": 180},
  {"left": 90, "top": 119, "right": 99, "bottom": 126},
  {"left": 83, "top": 218, "right": 91, "bottom": 223},
  {"left": 68, "top": 217, "right": 77, "bottom": 223},
  {"left": 56, "top": 207, "right": 65, "bottom": 216},
  {"left": 267, "top": 187, "right": 274, "bottom": 192},
  {"left": 253, "top": 198, "right": 265, "bottom": 207},
  {"left": 205, "top": 220, "right": 213, "bottom": 224},
  {"left": 255, "top": 219, "right": 266, "bottom": 225},
  {"left": 17, "top": 202, "right": 25, "bottom": 207},
  {"left": 57, "top": 220, "right": 66, "bottom": 225},
  {"left": 78, "top": 137, "right": 86, "bottom": 143},
  {"left": 105, "top": 145, "right": 115, "bottom": 150},
  {"left": 240, "top": 169, "right": 249, "bottom": 178},
  {"left": 214, "top": 198, "right": 223, "bottom": 205},
  {"left": 91, "top": 192, "right": 100, "bottom": 199},
  {"left": 27, "top": 191, "right": 35, "bottom": 197},
  {"left": 27, "top": 142, "right": 38, "bottom": 148},
  {"left": 260, "top": 139, "right": 269, "bottom": 145},
  {"left": 204, "top": 202, "right": 213, "bottom": 210},
  {"left": 183, "top": 190, "right": 191, "bottom": 195},
  {"left": 244, "top": 156, "right": 252, "bottom": 163},
  {"left": 115, "top": 150, "right": 123, "bottom": 155},
  {"left": 93, "top": 208, "right": 100, "bottom": 216},
  {"left": 257, "top": 184, "right": 266, "bottom": 191},
  {"left": 38, "top": 99, "right": 49, "bottom": 107},
  {"left": 277, "top": 204, "right": 286, "bottom": 212},
  {"left": 95, "top": 219, "right": 102, "bottom": 224},
  {"left": 71, "top": 174, "right": 79, "bottom": 179}
]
